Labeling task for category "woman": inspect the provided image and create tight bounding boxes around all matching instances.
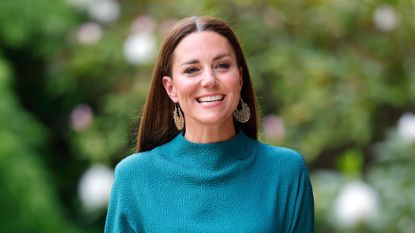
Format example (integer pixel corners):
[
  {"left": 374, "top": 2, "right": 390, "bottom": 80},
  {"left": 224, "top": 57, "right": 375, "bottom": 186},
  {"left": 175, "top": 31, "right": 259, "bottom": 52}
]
[{"left": 105, "top": 16, "right": 314, "bottom": 233}]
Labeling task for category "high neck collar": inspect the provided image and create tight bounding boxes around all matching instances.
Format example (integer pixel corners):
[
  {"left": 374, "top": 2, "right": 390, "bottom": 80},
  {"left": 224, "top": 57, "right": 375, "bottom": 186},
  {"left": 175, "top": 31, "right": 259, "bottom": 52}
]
[{"left": 157, "top": 130, "right": 255, "bottom": 171}]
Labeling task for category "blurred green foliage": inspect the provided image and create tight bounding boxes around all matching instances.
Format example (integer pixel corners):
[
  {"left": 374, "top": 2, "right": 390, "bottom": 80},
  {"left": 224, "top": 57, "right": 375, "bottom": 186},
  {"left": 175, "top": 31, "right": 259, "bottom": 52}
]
[
  {"left": 0, "top": 39, "right": 78, "bottom": 233},
  {"left": 0, "top": 0, "right": 414, "bottom": 232}
]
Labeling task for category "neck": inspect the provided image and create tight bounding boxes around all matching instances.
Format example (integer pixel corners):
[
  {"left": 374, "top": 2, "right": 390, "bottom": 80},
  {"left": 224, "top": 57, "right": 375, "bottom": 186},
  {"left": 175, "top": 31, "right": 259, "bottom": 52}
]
[
  {"left": 160, "top": 129, "right": 253, "bottom": 172},
  {"left": 184, "top": 119, "right": 236, "bottom": 143}
]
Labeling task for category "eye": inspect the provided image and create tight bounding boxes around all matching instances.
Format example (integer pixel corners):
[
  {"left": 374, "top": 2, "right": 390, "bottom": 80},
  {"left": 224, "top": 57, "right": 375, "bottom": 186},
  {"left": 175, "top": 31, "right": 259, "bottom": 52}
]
[
  {"left": 216, "top": 63, "right": 231, "bottom": 71},
  {"left": 184, "top": 67, "right": 199, "bottom": 75}
]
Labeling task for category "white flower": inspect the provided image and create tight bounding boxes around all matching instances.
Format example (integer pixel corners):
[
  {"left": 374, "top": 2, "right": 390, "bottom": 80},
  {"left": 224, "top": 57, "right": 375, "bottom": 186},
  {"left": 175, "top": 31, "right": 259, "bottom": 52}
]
[
  {"left": 77, "top": 22, "right": 103, "bottom": 45},
  {"left": 123, "top": 32, "right": 156, "bottom": 65},
  {"left": 87, "top": 0, "right": 120, "bottom": 24},
  {"left": 397, "top": 112, "right": 415, "bottom": 143},
  {"left": 70, "top": 104, "right": 94, "bottom": 131},
  {"left": 373, "top": 5, "right": 397, "bottom": 32},
  {"left": 78, "top": 164, "right": 114, "bottom": 211},
  {"left": 67, "top": 0, "right": 120, "bottom": 23},
  {"left": 334, "top": 181, "right": 378, "bottom": 227}
]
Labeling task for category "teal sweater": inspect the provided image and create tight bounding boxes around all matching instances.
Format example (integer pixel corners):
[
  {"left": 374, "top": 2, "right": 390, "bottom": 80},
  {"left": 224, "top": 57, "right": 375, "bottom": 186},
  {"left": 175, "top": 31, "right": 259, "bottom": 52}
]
[{"left": 105, "top": 131, "right": 314, "bottom": 233}]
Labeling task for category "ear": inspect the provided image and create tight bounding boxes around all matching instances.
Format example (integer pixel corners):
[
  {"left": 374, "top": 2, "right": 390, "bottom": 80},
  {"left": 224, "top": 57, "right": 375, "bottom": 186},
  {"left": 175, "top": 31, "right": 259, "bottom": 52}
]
[{"left": 162, "top": 76, "right": 178, "bottom": 102}]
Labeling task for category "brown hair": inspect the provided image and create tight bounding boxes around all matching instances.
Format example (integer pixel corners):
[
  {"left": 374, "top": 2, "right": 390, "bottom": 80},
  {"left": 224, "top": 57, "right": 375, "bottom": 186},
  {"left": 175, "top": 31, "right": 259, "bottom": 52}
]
[{"left": 136, "top": 16, "right": 259, "bottom": 152}]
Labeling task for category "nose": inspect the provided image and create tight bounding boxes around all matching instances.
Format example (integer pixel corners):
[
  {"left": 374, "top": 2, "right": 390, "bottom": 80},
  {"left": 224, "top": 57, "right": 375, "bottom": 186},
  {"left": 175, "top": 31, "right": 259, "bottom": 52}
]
[{"left": 201, "top": 69, "right": 217, "bottom": 88}]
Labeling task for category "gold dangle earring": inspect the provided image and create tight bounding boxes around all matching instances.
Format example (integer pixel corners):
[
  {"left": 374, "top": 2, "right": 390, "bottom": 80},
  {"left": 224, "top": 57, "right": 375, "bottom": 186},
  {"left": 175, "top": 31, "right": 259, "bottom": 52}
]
[
  {"left": 173, "top": 103, "right": 184, "bottom": 130},
  {"left": 233, "top": 98, "right": 251, "bottom": 123}
]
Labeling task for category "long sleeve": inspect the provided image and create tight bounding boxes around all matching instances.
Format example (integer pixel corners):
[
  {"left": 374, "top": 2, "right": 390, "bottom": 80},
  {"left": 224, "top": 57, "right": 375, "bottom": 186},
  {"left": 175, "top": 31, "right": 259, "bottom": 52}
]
[
  {"left": 104, "top": 164, "right": 138, "bottom": 233},
  {"left": 288, "top": 160, "right": 315, "bottom": 233}
]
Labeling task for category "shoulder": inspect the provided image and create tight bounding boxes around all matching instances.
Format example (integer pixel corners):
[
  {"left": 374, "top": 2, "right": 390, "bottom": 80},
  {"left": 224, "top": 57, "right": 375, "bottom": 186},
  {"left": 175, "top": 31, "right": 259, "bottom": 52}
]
[
  {"left": 114, "top": 149, "right": 157, "bottom": 181},
  {"left": 254, "top": 141, "right": 308, "bottom": 174}
]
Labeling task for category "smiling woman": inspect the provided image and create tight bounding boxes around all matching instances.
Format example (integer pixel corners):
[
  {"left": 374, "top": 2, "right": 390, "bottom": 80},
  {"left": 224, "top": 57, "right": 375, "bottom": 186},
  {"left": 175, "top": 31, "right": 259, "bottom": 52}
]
[
  {"left": 105, "top": 16, "right": 314, "bottom": 233},
  {"left": 162, "top": 31, "right": 243, "bottom": 143},
  {"left": 135, "top": 16, "right": 259, "bottom": 153}
]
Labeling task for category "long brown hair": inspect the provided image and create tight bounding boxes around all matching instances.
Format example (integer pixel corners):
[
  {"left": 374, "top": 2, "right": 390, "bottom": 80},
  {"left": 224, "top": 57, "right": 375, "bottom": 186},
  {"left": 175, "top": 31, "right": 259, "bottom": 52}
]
[{"left": 136, "top": 16, "right": 259, "bottom": 152}]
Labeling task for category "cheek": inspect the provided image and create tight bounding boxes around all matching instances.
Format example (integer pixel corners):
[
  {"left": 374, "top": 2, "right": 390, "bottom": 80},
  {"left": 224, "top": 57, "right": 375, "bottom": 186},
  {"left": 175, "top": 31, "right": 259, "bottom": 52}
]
[
  {"left": 226, "top": 73, "right": 243, "bottom": 92},
  {"left": 173, "top": 78, "right": 196, "bottom": 99}
]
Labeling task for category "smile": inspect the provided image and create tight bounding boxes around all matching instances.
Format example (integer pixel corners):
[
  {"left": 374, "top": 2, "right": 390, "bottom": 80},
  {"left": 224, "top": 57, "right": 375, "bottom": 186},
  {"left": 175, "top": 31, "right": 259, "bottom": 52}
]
[{"left": 197, "top": 95, "right": 225, "bottom": 103}]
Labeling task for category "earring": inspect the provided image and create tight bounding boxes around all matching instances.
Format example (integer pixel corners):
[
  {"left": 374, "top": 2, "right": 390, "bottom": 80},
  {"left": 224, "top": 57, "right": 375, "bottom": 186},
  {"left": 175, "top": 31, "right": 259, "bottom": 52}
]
[
  {"left": 233, "top": 98, "right": 251, "bottom": 123},
  {"left": 173, "top": 103, "right": 184, "bottom": 130}
]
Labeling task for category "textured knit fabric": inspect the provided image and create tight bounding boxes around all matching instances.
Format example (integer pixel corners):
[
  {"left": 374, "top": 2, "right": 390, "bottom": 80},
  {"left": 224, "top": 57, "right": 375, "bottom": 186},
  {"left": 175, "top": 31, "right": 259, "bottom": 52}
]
[{"left": 105, "top": 131, "right": 314, "bottom": 233}]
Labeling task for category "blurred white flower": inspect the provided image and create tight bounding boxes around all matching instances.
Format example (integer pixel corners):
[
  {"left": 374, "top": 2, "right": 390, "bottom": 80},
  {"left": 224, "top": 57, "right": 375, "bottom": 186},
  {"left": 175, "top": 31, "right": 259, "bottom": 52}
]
[
  {"left": 78, "top": 164, "right": 114, "bottom": 211},
  {"left": 70, "top": 104, "right": 94, "bottom": 131},
  {"left": 87, "top": 0, "right": 120, "bottom": 24},
  {"left": 334, "top": 181, "right": 378, "bottom": 227},
  {"left": 397, "top": 112, "right": 415, "bottom": 143},
  {"left": 67, "top": 0, "right": 120, "bottom": 23},
  {"left": 262, "top": 114, "right": 285, "bottom": 140},
  {"left": 123, "top": 32, "right": 156, "bottom": 65},
  {"left": 373, "top": 5, "right": 397, "bottom": 32},
  {"left": 77, "top": 22, "right": 103, "bottom": 45}
]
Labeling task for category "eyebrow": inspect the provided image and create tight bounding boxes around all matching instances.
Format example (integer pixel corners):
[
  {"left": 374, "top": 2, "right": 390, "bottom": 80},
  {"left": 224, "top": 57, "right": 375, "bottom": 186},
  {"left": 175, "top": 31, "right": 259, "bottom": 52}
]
[{"left": 180, "top": 53, "right": 231, "bottom": 67}]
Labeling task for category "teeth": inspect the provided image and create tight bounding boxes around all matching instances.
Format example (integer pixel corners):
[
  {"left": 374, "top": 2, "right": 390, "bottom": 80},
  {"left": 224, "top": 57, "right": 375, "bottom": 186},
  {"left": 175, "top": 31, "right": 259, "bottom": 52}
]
[{"left": 197, "top": 95, "right": 224, "bottom": 102}]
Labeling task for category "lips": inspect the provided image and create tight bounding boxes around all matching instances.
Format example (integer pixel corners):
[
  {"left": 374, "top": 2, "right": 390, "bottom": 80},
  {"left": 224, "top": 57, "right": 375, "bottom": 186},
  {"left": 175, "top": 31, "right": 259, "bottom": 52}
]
[{"left": 197, "top": 95, "right": 225, "bottom": 103}]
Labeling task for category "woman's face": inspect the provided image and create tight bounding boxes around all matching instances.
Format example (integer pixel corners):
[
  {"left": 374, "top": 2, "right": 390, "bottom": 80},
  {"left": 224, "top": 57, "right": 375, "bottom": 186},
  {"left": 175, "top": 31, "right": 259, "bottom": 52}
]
[{"left": 163, "top": 31, "right": 243, "bottom": 130}]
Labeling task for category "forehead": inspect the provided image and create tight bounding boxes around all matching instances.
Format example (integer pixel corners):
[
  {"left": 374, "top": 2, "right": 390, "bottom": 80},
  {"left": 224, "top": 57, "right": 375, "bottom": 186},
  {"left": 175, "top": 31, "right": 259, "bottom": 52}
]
[{"left": 172, "top": 31, "right": 236, "bottom": 63}]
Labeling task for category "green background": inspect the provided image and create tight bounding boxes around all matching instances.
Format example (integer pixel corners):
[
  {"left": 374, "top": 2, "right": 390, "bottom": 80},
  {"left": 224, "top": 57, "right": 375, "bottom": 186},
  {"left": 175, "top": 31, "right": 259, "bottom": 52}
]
[{"left": 1, "top": 0, "right": 414, "bottom": 232}]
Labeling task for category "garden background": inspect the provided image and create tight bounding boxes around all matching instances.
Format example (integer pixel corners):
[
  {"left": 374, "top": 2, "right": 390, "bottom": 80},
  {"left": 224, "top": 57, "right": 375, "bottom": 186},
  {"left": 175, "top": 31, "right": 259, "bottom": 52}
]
[{"left": 1, "top": 0, "right": 414, "bottom": 232}]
